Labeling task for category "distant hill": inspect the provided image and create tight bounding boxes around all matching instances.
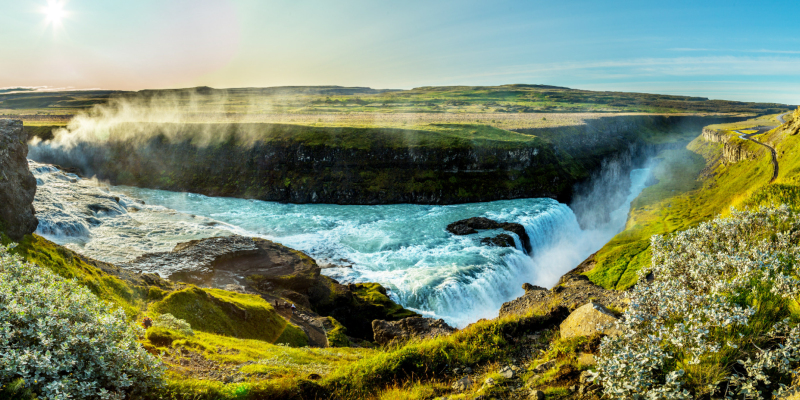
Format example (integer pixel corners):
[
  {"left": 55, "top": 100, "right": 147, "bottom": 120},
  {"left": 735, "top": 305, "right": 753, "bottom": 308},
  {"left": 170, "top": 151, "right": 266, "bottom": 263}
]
[{"left": 0, "top": 84, "right": 794, "bottom": 115}]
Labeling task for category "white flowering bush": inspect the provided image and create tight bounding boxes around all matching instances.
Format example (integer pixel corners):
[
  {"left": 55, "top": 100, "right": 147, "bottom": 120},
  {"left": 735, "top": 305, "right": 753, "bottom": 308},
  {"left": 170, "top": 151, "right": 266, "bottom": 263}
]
[
  {"left": 153, "top": 313, "right": 194, "bottom": 336},
  {"left": 0, "top": 245, "right": 165, "bottom": 399},
  {"left": 593, "top": 206, "right": 800, "bottom": 399}
]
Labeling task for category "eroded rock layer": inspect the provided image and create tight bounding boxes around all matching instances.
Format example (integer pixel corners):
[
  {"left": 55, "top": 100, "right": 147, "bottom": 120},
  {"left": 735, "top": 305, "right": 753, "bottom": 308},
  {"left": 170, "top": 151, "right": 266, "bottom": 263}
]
[{"left": 0, "top": 119, "right": 38, "bottom": 240}]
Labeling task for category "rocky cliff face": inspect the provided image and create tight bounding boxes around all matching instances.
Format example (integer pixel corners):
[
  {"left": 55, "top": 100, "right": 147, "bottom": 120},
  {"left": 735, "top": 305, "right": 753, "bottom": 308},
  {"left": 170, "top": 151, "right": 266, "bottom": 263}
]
[
  {"left": 31, "top": 130, "right": 574, "bottom": 205},
  {"left": 783, "top": 107, "right": 800, "bottom": 136},
  {"left": 722, "top": 140, "right": 758, "bottom": 163},
  {"left": 702, "top": 127, "right": 728, "bottom": 143},
  {"left": 0, "top": 119, "right": 38, "bottom": 240},
  {"left": 702, "top": 127, "right": 759, "bottom": 163},
  {"left": 28, "top": 116, "right": 743, "bottom": 206}
]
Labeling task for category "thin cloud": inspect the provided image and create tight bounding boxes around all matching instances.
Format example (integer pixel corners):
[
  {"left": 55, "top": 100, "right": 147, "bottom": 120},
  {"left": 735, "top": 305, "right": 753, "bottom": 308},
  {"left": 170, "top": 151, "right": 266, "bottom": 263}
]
[
  {"left": 670, "top": 48, "right": 800, "bottom": 55},
  {"left": 443, "top": 56, "right": 800, "bottom": 82}
]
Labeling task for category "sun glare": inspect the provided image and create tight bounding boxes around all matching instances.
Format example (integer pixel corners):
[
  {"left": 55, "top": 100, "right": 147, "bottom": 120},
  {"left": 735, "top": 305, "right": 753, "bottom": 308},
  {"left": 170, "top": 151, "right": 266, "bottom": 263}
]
[{"left": 42, "top": 0, "right": 67, "bottom": 28}]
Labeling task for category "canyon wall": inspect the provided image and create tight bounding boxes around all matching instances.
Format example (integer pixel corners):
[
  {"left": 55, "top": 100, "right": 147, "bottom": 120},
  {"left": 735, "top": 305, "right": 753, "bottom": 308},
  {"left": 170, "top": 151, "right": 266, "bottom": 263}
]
[
  {"left": 29, "top": 115, "right": 743, "bottom": 206},
  {"left": 702, "top": 127, "right": 760, "bottom": 163},
  {"left": 0, "top": 119, "right": 38, "bottom": 240}
]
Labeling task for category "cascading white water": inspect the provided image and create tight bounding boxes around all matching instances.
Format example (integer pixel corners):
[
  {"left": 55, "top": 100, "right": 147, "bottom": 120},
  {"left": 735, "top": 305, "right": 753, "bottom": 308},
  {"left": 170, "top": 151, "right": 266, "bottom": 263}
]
[{"left": 30, "top": 159, "right": 650, "bottom": 327}]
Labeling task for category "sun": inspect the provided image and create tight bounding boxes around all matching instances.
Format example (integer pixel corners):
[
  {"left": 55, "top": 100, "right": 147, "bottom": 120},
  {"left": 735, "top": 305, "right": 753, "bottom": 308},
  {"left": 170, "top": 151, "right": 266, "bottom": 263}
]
[{"left": 42, "top": 0, "right": 67, "bottom": 28}]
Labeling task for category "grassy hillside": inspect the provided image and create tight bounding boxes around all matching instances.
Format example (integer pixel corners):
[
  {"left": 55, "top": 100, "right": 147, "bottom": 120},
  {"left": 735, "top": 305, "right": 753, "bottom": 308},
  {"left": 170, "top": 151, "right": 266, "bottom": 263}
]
[
  {"left": 586, "top": 110, "right": 800, "bottom": 289},
  {"left": 1, "top": 85, "right": 792, "bottom": 118}
]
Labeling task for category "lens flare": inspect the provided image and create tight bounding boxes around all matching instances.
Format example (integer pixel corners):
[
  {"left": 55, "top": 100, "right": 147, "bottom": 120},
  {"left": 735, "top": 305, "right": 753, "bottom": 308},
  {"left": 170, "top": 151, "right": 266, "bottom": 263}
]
[{"left": 42, "top": 0, "right": 67, "bottom": 28}]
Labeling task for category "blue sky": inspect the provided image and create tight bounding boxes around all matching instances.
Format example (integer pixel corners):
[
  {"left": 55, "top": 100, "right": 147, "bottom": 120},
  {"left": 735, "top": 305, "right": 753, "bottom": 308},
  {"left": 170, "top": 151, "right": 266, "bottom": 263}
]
[{"left": 1, "top": 0, "right": 799, "bottom": 103}]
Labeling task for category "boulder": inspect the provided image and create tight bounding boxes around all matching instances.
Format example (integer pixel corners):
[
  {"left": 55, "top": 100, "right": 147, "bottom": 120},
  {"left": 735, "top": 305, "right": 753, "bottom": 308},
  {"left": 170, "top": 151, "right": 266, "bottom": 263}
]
[
  {"left": 452, "top": 376, "right": 473, "bottom": 392},
  {"left": 578, "top": 352, "right": 597, "bottom": 366},
  {"left": 446, "top": 217, "right": 532, "bottom": 253},
  {"left": 124, "top": 235, "right": 417, "bottom": 342},
  {"left": 0, "top": 120, "right": 38, "bottom": 240},
  {"left": 372, "top": 317, "right": 456, "bottom": 345},
  {"left": 522, "top": 283, "right": 547, "bottom": 293},
  {"left": 122, "top": 235, "right": 320, "bottom": 291},
  {"left": 529, "top": 390, "right": 545, "bottom": 400},
  {"left": 560, "top": 302, "right": 621, "bottom": 339},
  {"left": 498, "top": 365, "right": 515, "bottom": 379},
  {"left": 480, "top": 233, "right": 516, "bottom": 248}
]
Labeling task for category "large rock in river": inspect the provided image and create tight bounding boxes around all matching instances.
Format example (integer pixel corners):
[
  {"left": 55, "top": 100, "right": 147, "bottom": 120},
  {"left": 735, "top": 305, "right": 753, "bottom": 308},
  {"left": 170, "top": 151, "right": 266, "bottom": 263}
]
[
  {"left": 372, "top": 317, "right": 456, "bottom": 345},
  {"left": 0, "top": 120, "right": 38, "bottom": 240},
  {"left": 122, "top": 235, "right": 320, "bottom": 291},
  {"left": 124, "top": 235, "right": 418, "bottom": 342},
  {"left": 446, "top": 217, "right": 532, "bottom": 253}
]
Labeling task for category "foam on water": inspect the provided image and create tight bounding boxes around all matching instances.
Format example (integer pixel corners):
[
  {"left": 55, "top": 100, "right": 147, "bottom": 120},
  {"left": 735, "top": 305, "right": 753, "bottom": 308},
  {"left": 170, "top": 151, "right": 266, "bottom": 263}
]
[{"left": 30, "top": 160, "right": 650, "bottom": 327}]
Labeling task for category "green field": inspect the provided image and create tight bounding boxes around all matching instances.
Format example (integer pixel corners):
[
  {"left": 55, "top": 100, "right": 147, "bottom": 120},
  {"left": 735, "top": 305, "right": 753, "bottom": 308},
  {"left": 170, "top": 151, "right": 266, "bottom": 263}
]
[{"left": 1, "top": 85, "right": 793, "bottom": 130}]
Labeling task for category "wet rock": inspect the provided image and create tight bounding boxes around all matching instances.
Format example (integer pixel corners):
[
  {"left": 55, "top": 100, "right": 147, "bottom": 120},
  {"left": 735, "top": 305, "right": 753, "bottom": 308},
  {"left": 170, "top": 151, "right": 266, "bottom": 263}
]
[
  {"left": 0, "top": 119, "right": 38, "bottom": 240},
  {"left": 522, "top": 283, "right": 547, "bottom": 293},
  {"left": 560, "top": 302, "right": 620, "bottom": 339},
  {"left": 372, "top": 317, "right": 456, "bottom": 345},
  {"left": 483, "top": 377, "right": 495, "bottom": 387},
  {"left": 480, "top": 233, "right": 516, "bottom": 248},
  {"left": 446, "top": 217, "right": 532, "bottom": 253}
]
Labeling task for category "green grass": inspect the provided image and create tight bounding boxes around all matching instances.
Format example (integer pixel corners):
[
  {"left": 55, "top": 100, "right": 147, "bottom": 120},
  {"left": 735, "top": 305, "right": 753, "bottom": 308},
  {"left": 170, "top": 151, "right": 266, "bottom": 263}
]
[
  {"left": 149, "top": 286, "right": 307, "bottom": 346},
  {"left": 587, "top": 115, "right": 779, "bottom": 289},
  {"left": 6, "top": 234, "right": 144, "bottom": 317},
  {"left": 149, "top": 331, "right": 376, "bottom": 400},
  {"left": 320, "top": 311, "right": 555, "bottom": 399},
  {"left": 3, "top": 85, "right": 791, "bottom": 117},
  {"left": 373, "top": 381, "right": 449, "bottom": 400}
]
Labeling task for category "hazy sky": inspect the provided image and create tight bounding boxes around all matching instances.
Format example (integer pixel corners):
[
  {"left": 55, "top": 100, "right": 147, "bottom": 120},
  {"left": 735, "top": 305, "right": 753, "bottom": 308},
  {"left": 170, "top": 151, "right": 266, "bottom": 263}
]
[{"left": 1, "top": 0, "right": 799, "bottom": 103}]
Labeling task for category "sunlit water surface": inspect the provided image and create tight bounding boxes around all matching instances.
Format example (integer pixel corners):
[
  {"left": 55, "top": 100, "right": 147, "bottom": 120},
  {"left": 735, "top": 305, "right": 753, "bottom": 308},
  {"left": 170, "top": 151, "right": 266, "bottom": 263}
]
[{"left": 31, "top": 160, "right": 649, "bottom": 327}]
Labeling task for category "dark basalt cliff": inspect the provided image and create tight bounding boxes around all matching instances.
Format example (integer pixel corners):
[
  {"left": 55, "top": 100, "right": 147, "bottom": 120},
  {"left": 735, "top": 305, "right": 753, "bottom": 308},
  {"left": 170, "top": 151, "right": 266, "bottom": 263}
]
[
  {"left": 29, "top": 115, "right": 744, "bottom": 206},
  {"left": 0, "top": 119, "right": 38, "bottom": 240}
]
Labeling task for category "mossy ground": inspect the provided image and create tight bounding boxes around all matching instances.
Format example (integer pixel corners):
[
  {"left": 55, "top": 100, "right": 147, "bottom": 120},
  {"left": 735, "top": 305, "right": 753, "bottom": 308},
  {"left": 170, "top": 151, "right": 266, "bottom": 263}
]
[
  {"left": 588, "top": 113, "right": 799, "bottom": 289},
  {"left": 149, "top": 286, "right": 307, "bottom": 346},
  {"left": 3, "top": 234, "right": 144, "bottom": 317}
]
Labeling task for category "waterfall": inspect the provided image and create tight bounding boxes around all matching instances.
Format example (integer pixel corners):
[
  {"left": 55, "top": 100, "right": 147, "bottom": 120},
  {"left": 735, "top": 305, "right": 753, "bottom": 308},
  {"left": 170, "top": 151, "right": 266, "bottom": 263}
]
[{"left": 29, "top": 159, "right": 651, "bottom": 327}]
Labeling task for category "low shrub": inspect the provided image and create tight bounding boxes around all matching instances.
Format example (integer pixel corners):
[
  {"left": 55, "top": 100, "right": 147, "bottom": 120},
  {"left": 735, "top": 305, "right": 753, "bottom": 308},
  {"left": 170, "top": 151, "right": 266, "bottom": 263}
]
[
  {"left": 0, "top": 244, "right": 165, "bottom": 399},
  {"left": 153, "top": 313, "right": 194, "bottom": 336},
  {"left": 593, "top": 206, "right": 800, "bottom": 399}
]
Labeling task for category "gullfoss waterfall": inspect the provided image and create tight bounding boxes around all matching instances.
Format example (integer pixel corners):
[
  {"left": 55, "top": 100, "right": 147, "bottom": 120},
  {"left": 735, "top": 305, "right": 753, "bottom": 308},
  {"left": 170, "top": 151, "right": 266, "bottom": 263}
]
[{"left": 30, "top": 160, "right": 650, "bottom": 327}]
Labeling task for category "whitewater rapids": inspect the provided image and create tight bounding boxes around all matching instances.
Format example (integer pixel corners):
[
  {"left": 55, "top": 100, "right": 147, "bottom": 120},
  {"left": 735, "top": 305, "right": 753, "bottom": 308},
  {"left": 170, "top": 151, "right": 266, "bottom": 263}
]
[{"left": 30, "top": 160, "right": 650, "bottom": 327}]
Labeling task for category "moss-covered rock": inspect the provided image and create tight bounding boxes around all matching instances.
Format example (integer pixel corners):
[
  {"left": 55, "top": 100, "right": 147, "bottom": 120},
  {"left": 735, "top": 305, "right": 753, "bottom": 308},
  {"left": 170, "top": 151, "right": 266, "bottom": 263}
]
[
  {"left": 146, "top": 326, "right": 188, "bottom": 347},
  {"left": 309, "top": 278, "right": 418, "bottom": 341},
  {"left": 149, "top": 286, "right": 308, "bottom": 346}
]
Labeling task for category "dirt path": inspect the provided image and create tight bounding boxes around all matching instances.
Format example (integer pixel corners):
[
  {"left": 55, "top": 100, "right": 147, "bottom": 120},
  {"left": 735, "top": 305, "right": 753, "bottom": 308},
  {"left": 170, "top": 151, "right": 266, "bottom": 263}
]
[{"left": 736, "top": 129, "right": 779, "bottom": 183}]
